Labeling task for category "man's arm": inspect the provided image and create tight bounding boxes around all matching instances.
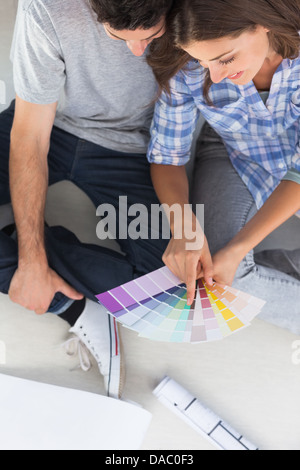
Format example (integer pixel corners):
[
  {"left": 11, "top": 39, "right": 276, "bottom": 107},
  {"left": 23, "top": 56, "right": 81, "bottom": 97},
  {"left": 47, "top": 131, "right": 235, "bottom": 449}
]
[
  {"left": 8, "top": 96, "right": 83, "bottom": 314},
  {"left": 10, "top": 96, "right": 55, "bottom": 266}
]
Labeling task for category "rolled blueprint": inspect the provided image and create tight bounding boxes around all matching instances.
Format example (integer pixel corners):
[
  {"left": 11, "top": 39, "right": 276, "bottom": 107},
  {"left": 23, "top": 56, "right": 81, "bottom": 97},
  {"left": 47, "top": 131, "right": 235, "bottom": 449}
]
[{"left": 153, "top": 376, "right": 259, "bottom": 451}]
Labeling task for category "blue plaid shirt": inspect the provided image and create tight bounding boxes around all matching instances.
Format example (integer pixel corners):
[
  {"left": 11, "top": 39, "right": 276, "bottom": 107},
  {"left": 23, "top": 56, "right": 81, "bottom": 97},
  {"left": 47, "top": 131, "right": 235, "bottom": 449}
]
[{"left": 147, "top": 57, "right": 300, "bottom": 209}]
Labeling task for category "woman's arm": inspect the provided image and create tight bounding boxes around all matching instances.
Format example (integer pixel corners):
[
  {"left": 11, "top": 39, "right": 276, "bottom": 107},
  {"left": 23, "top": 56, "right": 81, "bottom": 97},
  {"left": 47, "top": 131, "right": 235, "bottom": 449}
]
[
  {"left": 147, "top": 66, "right": 213, "bottom": 302},
  {"left": 212, "top": 179, "right": 300, "bottom": 285},
  {"left": 151, "top": 163, "right": 213, "bottom": 304}
]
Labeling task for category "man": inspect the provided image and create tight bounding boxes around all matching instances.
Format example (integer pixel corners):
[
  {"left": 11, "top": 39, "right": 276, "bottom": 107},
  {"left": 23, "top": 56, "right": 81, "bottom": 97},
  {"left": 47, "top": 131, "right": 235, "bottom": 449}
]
[{"left": 0, "top": 0, "right": 172, "bottom": 398}]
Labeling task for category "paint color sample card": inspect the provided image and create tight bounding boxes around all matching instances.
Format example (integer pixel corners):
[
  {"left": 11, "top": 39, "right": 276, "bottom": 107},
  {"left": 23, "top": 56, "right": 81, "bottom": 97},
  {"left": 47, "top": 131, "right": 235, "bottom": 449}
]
[
  {"left": 96, "top": 266, "right": 265, "bottom": 343},
  {"left": 153, "top": 376, "right": 259, "bottom": 451},
  {"left": 0, "top": 374, "right": 152, "bottom": 450}
]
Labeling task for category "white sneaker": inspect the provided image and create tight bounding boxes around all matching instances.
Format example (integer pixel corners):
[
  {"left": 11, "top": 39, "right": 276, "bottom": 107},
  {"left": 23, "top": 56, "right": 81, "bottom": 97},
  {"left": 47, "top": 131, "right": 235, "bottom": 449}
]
[{"left": 66, "top": 299, "right": 125, "bottom": 399}]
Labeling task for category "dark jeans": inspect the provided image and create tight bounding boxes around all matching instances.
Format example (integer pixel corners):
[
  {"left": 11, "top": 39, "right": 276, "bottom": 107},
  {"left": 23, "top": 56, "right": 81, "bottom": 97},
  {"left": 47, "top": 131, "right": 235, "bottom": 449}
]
[{"left": 0, "top": 101, "right": 169, "bottom": 313}]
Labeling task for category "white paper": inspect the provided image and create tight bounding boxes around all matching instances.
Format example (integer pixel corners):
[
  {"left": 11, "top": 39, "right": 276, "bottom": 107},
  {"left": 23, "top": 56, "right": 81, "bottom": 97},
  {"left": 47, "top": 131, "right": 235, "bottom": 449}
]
[{"left": 0, "top": 373, "right": 152, "bottom": 450}]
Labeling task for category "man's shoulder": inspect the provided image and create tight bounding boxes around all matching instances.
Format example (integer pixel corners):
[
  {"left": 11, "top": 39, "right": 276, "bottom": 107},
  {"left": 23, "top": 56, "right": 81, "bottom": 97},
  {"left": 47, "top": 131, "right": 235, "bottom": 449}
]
[
  {"left": 22, "top": 0, "right": 63, "bottom": 14},
  {"left": 21, "top": 0, "right": 88, "bottom": 21}
]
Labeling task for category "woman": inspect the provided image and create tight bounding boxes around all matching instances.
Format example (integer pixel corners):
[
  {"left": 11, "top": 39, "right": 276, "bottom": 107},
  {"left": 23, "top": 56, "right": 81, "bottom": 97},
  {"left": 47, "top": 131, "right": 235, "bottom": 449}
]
[{"left": 147, "top": 0, "right": 300, "bottom": 333}]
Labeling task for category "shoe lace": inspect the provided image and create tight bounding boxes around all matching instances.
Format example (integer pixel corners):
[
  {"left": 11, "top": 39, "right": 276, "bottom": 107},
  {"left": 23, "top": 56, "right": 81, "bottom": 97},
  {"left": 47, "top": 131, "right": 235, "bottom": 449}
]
[{"left": 62, "top": 336, "right": 92, "bottom": 372}]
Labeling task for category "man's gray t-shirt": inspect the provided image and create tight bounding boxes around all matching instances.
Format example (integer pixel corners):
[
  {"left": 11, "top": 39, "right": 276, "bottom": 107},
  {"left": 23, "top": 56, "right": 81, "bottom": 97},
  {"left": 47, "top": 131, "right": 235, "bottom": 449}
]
[{"left": 11, "top": 0, "right": 158, "bottom": 154}]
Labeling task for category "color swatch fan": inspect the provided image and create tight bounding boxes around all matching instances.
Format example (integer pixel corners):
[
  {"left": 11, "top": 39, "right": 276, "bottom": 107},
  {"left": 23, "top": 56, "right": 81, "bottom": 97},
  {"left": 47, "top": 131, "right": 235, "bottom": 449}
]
[{"left": 96, "top": 266, "right": 265, "bottom": 343}]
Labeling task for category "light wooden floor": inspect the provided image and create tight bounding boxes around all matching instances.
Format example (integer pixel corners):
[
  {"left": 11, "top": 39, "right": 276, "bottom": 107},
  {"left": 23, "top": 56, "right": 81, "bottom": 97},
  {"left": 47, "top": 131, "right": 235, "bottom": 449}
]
[{"left": 0, "top": 1, "right": 300, "bottom": 450}]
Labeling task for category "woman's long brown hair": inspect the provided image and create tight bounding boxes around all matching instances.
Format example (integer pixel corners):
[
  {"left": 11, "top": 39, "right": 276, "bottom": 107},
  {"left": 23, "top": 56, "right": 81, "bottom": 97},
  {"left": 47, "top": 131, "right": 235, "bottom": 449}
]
[{"left": 147, "top": 0, "right": 300, "bottom": 103}]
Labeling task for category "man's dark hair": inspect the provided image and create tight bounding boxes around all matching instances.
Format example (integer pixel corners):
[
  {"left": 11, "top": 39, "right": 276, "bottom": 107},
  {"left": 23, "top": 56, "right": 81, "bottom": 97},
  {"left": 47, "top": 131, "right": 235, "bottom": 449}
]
[{"left": 90, "top": 0, "right": 173, "bottom": 30}]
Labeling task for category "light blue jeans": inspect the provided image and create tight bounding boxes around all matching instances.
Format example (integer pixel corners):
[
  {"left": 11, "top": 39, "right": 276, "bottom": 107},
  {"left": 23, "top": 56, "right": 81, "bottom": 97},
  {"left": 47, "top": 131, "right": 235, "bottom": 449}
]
[{"left": 192, "top": 124, "right": 300, "bottom": 335}]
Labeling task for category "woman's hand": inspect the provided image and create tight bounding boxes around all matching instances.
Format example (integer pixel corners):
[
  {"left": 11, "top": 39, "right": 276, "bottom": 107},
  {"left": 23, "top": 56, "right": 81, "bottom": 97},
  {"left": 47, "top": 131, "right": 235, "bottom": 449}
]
[
  {"left": 211, "top": 244, "right": 243, "bottom": 286},
  {"left": 163, "top": 229, "right": 214, "bottom": 306}
]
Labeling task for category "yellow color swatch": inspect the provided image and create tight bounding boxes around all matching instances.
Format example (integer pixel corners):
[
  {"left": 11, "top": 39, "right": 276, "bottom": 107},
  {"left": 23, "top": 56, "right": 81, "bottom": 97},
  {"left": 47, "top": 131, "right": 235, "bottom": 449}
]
[
  {"left": 215, "top": 300, "right": 227, "bottom": 310},
  {"left": 221, "top": 308, "right": 235, "bottom": 321},
  {"left": 227, "top": 317, "right": 245, "bottom": 332},
  {"left": 210, "top": 292, "right": 219, "bottom": 302}
]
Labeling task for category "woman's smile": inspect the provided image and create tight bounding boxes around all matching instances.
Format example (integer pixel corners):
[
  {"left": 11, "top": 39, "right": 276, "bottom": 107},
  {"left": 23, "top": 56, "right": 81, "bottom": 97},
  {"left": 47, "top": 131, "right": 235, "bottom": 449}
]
[{"left": 227, "top": 71, "right": 244, "bottom": 80}]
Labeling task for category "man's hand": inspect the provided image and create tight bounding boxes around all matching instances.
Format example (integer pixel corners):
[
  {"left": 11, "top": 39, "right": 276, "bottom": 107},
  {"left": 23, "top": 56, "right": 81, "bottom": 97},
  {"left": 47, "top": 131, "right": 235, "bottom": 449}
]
[{"left": 9, "top": 263, "right": 84, "bottom": 315}]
